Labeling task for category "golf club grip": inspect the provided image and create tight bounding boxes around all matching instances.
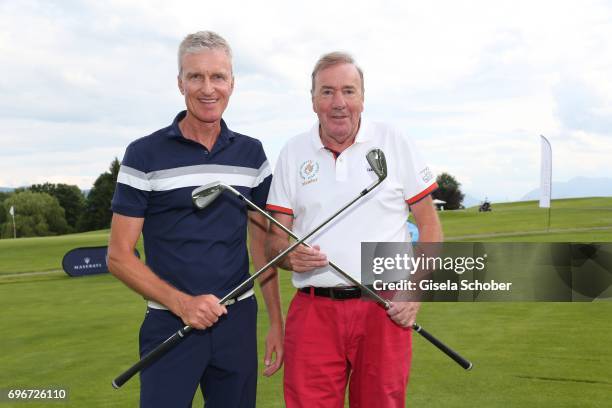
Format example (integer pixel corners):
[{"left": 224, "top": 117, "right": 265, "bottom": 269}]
[
  {"left": 413, "top": 323, "right": 472, "bottom": 370},
  {"left": 112, "top": 326, "right": 193, "bottom": 389}
]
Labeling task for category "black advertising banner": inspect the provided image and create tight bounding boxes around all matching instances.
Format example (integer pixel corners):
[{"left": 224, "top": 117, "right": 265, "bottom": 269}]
[
  {"left": 62, "top": 246, "right": 141, "bottom": 277},
  {"left": 360, "top": 242, "right": 612, "bottom": 302}
]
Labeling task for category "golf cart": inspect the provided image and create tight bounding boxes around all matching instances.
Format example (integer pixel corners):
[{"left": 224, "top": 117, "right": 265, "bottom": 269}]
[{"left": 479, "top": 199, "right": 492, "bottom": 212}]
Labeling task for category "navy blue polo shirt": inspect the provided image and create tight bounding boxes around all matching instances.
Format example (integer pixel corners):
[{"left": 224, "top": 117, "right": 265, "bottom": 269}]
[{"left": 111, "top": 111, "right": 272, "bottom": 297}]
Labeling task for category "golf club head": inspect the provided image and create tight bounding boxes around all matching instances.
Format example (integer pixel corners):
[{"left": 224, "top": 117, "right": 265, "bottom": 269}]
[
  {"left": 366, "top": 148, "right": 387, "bottom": 181},
  {"left": 219, "top": 183, "right": 241, "bottom": 198},
  {"left": 192, "top": 181, "right": 226, "bottom": 209}
]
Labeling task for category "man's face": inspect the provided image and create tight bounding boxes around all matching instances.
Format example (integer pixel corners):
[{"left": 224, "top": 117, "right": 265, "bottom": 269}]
[
  {"left": 312, "top": 63, "right": 364, "bottom": 145},
  {"left": 177, "top": 49, "right": 234, "bottom": 124}
]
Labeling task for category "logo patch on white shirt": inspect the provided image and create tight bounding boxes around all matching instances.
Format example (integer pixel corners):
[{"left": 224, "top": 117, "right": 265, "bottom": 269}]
[
  {"left": 420, "top": 167, "right": 434, "bottom": 183},
  {"left": 299, "top": 160, "right": 319, "bottom": 185}
]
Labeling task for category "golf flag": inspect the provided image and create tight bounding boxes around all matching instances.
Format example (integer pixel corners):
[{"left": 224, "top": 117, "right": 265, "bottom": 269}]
[
  {"left": 9, "top": 205, "right": 14, "bottom": 216},
  {"left": 539, "top": 135, "right": 552, "bottom": 208}
]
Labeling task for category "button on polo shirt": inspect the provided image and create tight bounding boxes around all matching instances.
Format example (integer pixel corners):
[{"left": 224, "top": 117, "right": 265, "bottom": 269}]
[{"left": 112, "top": 111, "right": 272, "bottom": 297}]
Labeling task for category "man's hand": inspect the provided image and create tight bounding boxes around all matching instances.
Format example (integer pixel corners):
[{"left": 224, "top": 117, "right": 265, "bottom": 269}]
[
  {"left": 287, "top": 244, "right": 328, "bottom": 273},
  {"left": 386, "top": 302, "right": 421, "bottom": 328},
  {"left": 266, "top": 213, "right": 327, "bottom": 273},
  {"left": 177, "top": 294, "right": 227, "bottom": 329},
  {"left": 263, "top": 322, "right": 284, "bottom": 376}
]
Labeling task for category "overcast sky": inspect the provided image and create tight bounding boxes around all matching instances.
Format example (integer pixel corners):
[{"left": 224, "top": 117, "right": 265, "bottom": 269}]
[{"left": 1, "top": 0, "right": 611, "bottom": 201}]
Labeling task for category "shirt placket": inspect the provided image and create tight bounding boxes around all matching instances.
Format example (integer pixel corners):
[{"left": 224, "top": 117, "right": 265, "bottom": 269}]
[{"left": 336, "top": 153, "right": 348, "bottom": 181}]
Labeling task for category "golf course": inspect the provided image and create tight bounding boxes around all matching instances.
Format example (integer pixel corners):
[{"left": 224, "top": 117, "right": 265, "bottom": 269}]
[{"left": 1, "top": 197, "right": 611, "bottom": 407}]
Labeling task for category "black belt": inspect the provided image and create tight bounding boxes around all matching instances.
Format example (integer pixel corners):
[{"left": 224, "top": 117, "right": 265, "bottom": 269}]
[{"left": 299, "top": 286, "right": 362, "bottom": 300}]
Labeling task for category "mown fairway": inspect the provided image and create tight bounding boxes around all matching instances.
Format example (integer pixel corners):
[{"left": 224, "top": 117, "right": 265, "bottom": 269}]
[
  {"left": 440, "top": 197, "right": 612, "bottom": 241},
  {"left": 1, "top": 198, "right": 611, "bottom": 407}
]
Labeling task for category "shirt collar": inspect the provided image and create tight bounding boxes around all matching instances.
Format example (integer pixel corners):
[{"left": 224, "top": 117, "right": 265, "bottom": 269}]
[
  {"left": 309, "top": 117, "right": 371, "bottom": 151},
  {"left": 166, "top": 110, "right": 235, "bottom": 143}
]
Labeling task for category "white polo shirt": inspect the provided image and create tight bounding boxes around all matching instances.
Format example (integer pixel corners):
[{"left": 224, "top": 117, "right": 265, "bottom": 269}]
[{"left": 266, "top": 119, "right": 437, "bottom": 288}]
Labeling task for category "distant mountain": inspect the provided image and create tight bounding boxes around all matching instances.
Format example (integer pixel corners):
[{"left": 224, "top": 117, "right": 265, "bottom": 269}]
[{"left": 521, "top": 177, "right": 612, "bottom": 201}]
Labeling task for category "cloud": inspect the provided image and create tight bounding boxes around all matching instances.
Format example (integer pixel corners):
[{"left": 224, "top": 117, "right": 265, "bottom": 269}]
[
  {"left": 0, "top": 0, "right": 611, "bottom": 201},
  {"left": 554, "top": 78, "right": 612, "bottom": 134}
]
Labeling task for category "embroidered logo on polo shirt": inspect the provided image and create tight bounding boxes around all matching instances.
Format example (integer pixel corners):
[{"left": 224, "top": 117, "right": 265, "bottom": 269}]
[
  {"left": 420, "top": 167, "right": 434, "bottom": 183},
  {"left": 299, "top": 160, "right": 319, "bottom": 185}
]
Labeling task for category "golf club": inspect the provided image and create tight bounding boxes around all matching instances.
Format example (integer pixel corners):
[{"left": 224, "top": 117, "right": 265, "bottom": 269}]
[
  {"left": 194, "top": 183, "right": 472, "bottom": 370},
  {"left": 194, "top": 182, "right": 392, "bottom": 308},
  {"left": 112, "top": 149, "right": 388, "bottom": 389}
]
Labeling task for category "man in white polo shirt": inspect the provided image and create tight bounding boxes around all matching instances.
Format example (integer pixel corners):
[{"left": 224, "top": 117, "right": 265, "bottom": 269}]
[{"left": 266, "top": 52, "right": 442, "bottom": 407}]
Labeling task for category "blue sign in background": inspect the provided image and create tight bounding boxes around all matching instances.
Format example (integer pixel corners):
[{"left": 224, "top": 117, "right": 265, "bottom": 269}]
[
  {"left": 62, "top": 246, "right": 140, "bottom": 277},
  {"left": 407, "top": 221, "right": 419, "bottom": 242}
]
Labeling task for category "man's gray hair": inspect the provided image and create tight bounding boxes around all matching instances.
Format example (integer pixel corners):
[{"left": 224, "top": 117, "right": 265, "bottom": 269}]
[
  {"left": 311, "top": 51, "right": 364, "bottom": 94},
  {"left": 178, "top": 31, "right": 233, "bottom": 74}
]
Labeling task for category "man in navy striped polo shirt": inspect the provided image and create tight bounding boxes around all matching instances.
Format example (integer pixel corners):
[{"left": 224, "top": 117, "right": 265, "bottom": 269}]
[{"left": 108, "top": 31, "right": 283, "bottom": 408}]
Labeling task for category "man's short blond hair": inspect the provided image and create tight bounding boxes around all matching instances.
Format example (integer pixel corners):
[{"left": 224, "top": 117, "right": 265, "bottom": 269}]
[
  {"left": 311, "top": 51, "right": 364, "bottom": 94},
  {"left": 178, "top": 31, "right": 233, "bottom": 75}
]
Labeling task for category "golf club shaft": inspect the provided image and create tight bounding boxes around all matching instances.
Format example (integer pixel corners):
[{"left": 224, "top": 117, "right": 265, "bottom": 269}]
[
  {"left": 112, "top": 325, "right": 191, "bottom": 389},
  {"left": 236, "top": 191, "right": 472, "bottom": 371},
  {"left": 113, "top": 178, "right": 384, "bottom": 389},
  {"left": 219, "top": 176, "right": 384, "bottom": 304},
  {"left": 233, "top": 190, "right": 390, "bottom": 307}
]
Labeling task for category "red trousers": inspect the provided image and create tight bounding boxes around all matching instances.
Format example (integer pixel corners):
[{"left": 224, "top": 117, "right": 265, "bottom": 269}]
[{"left": 284, "top": 290, "right": 412, "bottom": 408}]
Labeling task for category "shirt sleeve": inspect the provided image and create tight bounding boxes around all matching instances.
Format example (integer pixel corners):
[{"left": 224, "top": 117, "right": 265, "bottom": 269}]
[
  {"left": 111, "top": 142, "right": 150, "bottom": 217},
  {"left": 250, "top": 141, "right": 273, "bottom": 210},
  {"left": 396, "top": 133, "right": 438, "bottom": 205},
  {"left": 266, "top": 144, "right": 294, "bottom": 216}
]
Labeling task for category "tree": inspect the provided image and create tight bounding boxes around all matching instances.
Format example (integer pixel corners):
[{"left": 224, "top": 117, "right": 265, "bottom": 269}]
[
  {"left": 1, "top": 191, "right": 69, "bottom": 237},
  {"left": 0, "top": 192, "right": 10, "bottom": 225},
  {"left": 78, "top": 158, "right": 121, "bottom": 231},
  {"left": 27, "top": 183, "right": 85, "bottom": 232},
  {"left": 432, "top": 172, "right": 465, "bottom": 210}
]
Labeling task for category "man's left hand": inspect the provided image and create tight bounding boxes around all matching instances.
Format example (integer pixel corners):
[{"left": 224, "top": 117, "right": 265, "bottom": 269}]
[
  {"left": 263, "top": 322, "right": 284, "bottom": 376},
  {"left": 386, "top": 302, "right": 421, "bottom": 328}
]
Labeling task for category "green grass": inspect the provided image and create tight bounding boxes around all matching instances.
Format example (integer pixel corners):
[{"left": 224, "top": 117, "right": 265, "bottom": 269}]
[
  {"left": 0, "top": 275, "right": 142, "bottom": 406},
  {"left": 1, "top": 275, "right": 611, "bottom": 407},
  {"left": 0, "top": 231, "right": 110, "bottom": 275},
  {"left": 408, "top": 303, "right": 612, "bottom": 407},
  {"left": 1, "top": 197, "right": 611, "bottom": 407},
  {"left": 464, "top": 230, "right": 612, "bottom": 242},
  {"left": 0, "top": 230, "right": 143, "bottom": 275},
  {"left": 438, "top": 197, "right": 612, "bottom": 238}
]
